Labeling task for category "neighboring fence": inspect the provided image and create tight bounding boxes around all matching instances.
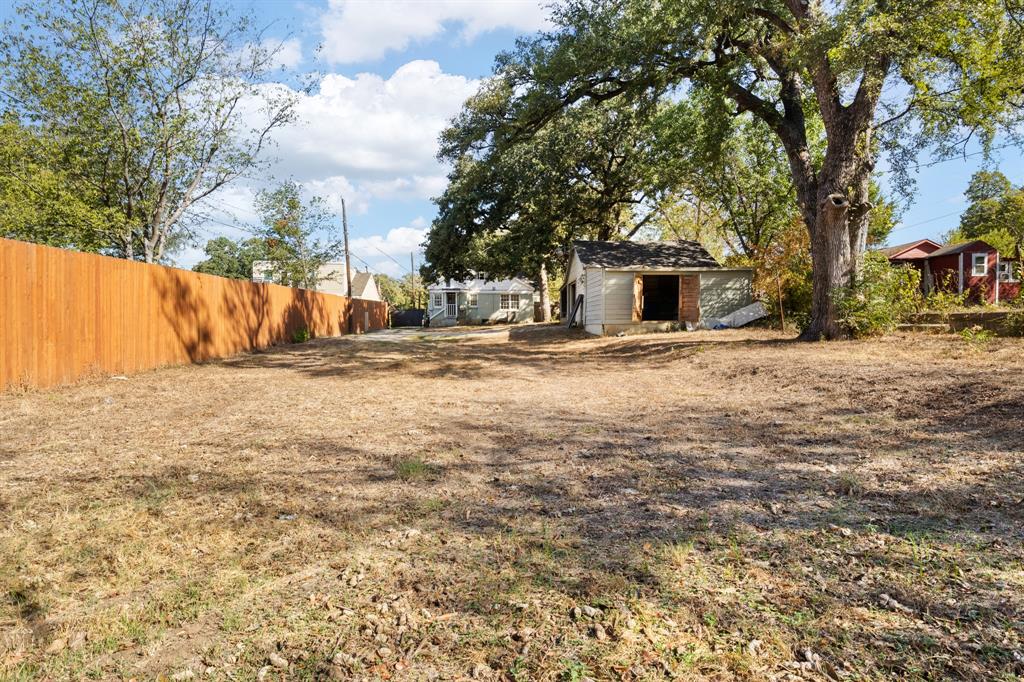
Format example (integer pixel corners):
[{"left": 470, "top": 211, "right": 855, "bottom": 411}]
[
  {"left": 0, "top": 237, "right": 388, "bottom": 391},
  {"left": 391, "top": 308, "right": 425, "bottom": 327}
]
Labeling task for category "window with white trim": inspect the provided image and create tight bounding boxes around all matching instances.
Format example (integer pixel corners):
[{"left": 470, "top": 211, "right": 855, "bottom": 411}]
[
  {"left": 972, "top": 253, "right": 987, "bottom": 276},
  {"left": 499, "top": 293, "right": 520, "bottom": 311},
  {"left": 432, "top": 293, "right": 442, "bottom": 308},
  {"left": 467, "top": 293, "right": 478, "bottom": 307},
  {"left": 998, "top": 261, "right": 1019, "bottom": 282}
]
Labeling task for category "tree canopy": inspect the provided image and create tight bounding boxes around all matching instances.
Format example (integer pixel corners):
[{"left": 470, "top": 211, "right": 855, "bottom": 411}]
[
  {"left": 425, "top": 95, "right": 675, "bottom": 286},
  {"left": 0, "top": 0, "right": 298, "bottom": 262},
  {"left": 253, "top": 181, "right": 342, "bottom": 290},
  {"left": 375, "top": 273, "right": 426, "bottom": 310},
  {"left": 947, "top": 170, "right": 1024, "bottom": 258},
  {"left": 192, "top": 236, "right": 269, "bottom": 280},
  {"left": 0, "top": 117, "right": 118, "bottom": 250}
]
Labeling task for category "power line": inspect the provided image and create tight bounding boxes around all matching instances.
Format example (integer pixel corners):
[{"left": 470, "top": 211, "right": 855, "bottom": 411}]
[
  {"left": 889, "top": 209, "right": 964, "bottom": 234},
  {"left": 373, "top": 245, "right": 412, "bottom": 274}
]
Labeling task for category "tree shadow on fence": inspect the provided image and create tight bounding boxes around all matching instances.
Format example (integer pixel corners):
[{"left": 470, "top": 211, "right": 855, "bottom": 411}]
[{"left": 151, "top": 269, "right": 381, "bottom": 364}]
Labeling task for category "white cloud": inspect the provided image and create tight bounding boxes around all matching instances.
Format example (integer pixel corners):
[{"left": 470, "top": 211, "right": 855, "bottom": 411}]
[
  {"left": 319, "top": 0, "right": 552, "bottom": 64},
  {"left": 183, "top": 61, "right": 471, "bottom": 271},
  {"left": 302, "top": 175, "right": 369, "bottom": 215},
  {"left": 361, "top": 175, "right": 448, "bottom": 201},
  {"left": 265, "top": 60, "right": 477, "bottom": 192},
  {"left": 269, "top": 37, "right": 303, "bottom": 70},
  {"left": 350, "top": 223, "right": 429, "bottom": 277}
]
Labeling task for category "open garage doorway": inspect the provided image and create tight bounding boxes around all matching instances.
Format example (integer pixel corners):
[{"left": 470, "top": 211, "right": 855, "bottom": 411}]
[{"left": 641, "top": 275, "right": 679, "bottom": 321}]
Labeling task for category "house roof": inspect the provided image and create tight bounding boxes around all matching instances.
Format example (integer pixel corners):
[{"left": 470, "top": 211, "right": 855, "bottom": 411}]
[
  {"left": 573, "top": 240, "right": 720, "bottom": 269},
  {"left": 350, "top": 272, "right": 376, "bottom": 298},
  {"left": 926, "top": 239, "right": 995, "bottom": 259},
  {"left": 427, "top": 277, "right": 535, "bottom": 293},
  {"left": 880, "top": 238, "right": 942, "bottom": 259}
]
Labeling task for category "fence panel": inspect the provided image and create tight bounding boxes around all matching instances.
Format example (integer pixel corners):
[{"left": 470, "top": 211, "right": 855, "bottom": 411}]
[{"left": 0, "top": 238, "right": 388, "bottom": 390}]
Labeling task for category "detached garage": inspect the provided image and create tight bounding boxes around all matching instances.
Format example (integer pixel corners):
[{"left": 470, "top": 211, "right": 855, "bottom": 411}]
[{"left": 560, "top": 240, "right": 753, "bottom": 336}]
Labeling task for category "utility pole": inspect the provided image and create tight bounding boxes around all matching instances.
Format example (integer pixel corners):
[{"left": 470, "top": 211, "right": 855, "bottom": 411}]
[
  {"left": 342, "top": 197, "right": 353, "bottom": 333},
  {"left": 410, "top": 252, "right": 417, "bottom": 309}
]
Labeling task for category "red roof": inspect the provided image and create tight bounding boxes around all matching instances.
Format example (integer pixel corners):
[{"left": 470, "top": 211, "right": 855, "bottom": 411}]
[{"left": 881, "top": 239, "right": 943, "bottom": 260}]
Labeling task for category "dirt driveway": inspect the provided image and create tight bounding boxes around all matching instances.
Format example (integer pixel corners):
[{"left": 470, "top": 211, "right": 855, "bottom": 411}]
[{"left": 1, "top": 325, "right": 1022, "bottom": 680}]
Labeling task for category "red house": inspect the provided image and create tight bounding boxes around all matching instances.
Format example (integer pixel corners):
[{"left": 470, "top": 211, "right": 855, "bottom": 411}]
[{"left": 883, "top": 238, "right": 1021, "bottom": 304}]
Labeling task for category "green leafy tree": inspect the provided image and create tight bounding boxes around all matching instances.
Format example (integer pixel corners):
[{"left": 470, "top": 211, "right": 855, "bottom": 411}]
[
  {"left": 835, "top": 251, "right": 922, "bottom": 338},
  {"left": 426, "top": 95, "right": 683, "bottom": 320},
  {"left": 651, "top": 105, "right": 802, "bottom": 261},
  {"left": 0, "top": 117, "right": 118, "bottom": 250},
  {"left": 0, "top": 0, "right": 299, "bottom": 262},
  {"left": 375, "top": 273, "right": 426, "bottom": 310},
  {"left": 254, "top": 181, "right": 342, "bottom": 289},
  {"left": 192, "top": 236, "right": 269, "bottom": 280},
  {"left": 947, "top": 170, "right": 1024, "bottom": 258},
  {"left": 481, "top": 0, "right": 1024, "bottom": 339}
]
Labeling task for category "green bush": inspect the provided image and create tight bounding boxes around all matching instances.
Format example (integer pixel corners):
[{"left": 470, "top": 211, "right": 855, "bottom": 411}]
[
  {"left": 835, "top": 252, "right": 922, "bottom": 338},
  {"left": 1005, "top": 296, "right": 1024, "bottom": 336},
  {"left": 291, "top": 327, "right": 310, "bottom": 343},
  {"left": 924, "top": 274, "right": 968, "bottom": 313},
  {"left": 959, "top": 324, "right": 995, "bottom": 347}
]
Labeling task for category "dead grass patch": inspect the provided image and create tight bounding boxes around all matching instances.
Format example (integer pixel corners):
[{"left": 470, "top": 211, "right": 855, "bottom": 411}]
[{"left": 1, "top": 328, "right": 1023, "bottom": 680}]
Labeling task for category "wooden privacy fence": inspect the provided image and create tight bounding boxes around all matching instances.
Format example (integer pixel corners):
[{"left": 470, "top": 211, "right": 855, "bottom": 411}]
[{"left": 0, "top": 237, "right": 388, "bottom": 391}]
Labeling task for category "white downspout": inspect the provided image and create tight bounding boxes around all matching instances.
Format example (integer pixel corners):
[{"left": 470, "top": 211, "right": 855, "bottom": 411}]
[
  {"left": 995, "top": 252, "right": 1001, "bottom": 305},
  {"left": 958, "top": 253, "right": 964, "bottom": 294}
]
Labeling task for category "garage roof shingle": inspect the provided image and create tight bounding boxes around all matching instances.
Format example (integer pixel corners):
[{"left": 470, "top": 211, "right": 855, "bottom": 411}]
[{"left": 573, "top": 240, "right": 720, "bottom": 269}]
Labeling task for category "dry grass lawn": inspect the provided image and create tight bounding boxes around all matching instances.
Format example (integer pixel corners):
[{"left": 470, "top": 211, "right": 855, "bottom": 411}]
[{"left": 1, "top": 325, "right": 1023, "bottom": 681}]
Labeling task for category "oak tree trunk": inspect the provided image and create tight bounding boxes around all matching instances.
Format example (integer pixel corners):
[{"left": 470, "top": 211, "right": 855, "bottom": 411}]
[
  {"left": 538, "top": 262, "right": 552, "bottom": 321},
  {"left": 800, "top": 193, "right": 853, "bottom": 340}
]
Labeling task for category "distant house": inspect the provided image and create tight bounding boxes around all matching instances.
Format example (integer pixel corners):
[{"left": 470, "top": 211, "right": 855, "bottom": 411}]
[
  {"left": 251, "top": 261, "right": 381, "bottom": 301},
  {"left": 562, "top": 240, "right": 754, "bottom": 336},
  {"left": 883, "top": 238, "right": 1020, "bottom": 304},
  {"left": 426, "top": 277, "right": 538, "bottom": 327}
]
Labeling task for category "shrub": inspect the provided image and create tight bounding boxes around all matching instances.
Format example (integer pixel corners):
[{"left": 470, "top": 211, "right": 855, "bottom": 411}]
[
  {"left": 924, "top": 284, "right": 968, "bottom": 313},
  {"left": 291, "top": 327, "right": 310, "bottom": 343},
  {"left": 835, "top": 252, "right": 922, "bottom": 338},
  {"left": 1004, "top": 297, "right": 1024, "bottom": 336},
  {"left": 959, "top": 324, "right": 995, "bottom": 347}
]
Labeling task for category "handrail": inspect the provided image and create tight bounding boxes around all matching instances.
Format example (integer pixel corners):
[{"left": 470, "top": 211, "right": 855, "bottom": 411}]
[{"left": 567, "top": 295, "right": 584, "bottom": 327}]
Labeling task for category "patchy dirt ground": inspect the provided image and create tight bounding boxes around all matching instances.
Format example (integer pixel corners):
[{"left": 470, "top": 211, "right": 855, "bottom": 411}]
[{"left": 2, "top": 326, "right": 1023, "bottom": 681}]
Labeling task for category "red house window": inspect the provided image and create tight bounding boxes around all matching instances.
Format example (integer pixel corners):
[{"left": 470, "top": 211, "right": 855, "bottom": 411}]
[{"left": 971, "top": 253, "right": 987, "bottom": 276}]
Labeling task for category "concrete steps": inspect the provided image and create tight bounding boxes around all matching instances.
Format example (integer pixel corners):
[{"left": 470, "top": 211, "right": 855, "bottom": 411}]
[{"left": 896, "top": 323, "right": 952, "bottom": 334}]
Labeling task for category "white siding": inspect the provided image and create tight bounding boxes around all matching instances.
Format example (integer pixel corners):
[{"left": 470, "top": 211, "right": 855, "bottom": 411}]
[
  {"left": 699, "top": 271, "right": 753, "bottom": 320},
  {"left": 566, "top": 252, "right": 584, "bottom": 284},
  {"left": 584, "top": 268, "right": 603, "bottom": 325},
  {"left": 603, "top": 270, "right": 636, "bottom": 324}
]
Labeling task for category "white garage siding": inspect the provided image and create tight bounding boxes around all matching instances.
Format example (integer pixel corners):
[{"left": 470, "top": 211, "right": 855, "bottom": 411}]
[
  {"left": 603, "top": 270, "right": 636, "bottom": 324},
  {"left": 584, "top": 268, "right": 604, "bottom": 334},
  {"left": 699, "top": 271, "right": 753, "bottom": 320}
]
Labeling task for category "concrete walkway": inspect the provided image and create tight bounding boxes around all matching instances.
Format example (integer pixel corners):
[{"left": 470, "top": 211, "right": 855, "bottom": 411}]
[{"left": 353, "top": 325, "right": 515, "bottom": 343}]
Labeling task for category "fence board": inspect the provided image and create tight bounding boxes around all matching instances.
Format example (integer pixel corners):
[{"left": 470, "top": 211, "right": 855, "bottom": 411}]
[{"left": 0, "top": 237, "right": 388, "bottom": 391}]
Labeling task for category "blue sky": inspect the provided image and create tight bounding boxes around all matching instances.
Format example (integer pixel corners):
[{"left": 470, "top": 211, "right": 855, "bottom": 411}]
[
  {"left": 166, "top": 0, "right": 554, "bottom": 276},
  {"left": 4, "top": 0, "right": 1021, "bottom": 273}
]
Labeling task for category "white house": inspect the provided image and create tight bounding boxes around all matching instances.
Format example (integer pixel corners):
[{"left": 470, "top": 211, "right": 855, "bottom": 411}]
[
  {"left": 426, "top": 277, "right": 538, "bottom": 327},
  {"left": 562, "top": 240, "right": 753, "bottom": 336},
  {"left": 251, "top": 261, "right": 381, "bottom": 301}
]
